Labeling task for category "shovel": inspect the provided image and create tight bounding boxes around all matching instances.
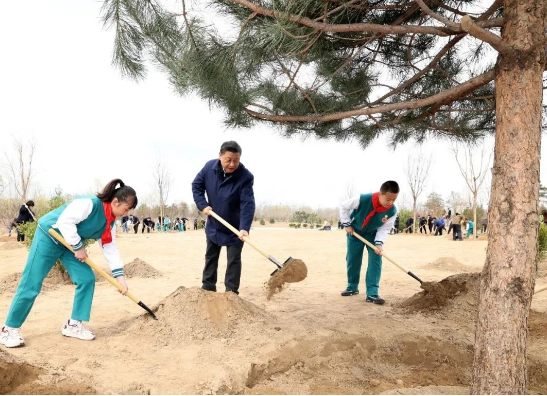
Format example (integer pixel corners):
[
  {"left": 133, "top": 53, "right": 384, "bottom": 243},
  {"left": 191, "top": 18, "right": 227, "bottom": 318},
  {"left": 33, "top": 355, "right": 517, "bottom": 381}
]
[
  {"left": 351, "top": 232, "right": 424, "bottom": 284},
  {"left": 208, "top": 210, "right": 293, "bottom": 275},
  {"left": 48, "top": 228, "right": 158, "bottom": 320}
]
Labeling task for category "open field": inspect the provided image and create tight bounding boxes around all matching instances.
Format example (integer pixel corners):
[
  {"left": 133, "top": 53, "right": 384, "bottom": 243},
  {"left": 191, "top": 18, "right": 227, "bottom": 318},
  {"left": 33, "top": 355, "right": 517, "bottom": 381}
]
[{"left": 1, "top": 227, "right": 547, "bottom": 394}]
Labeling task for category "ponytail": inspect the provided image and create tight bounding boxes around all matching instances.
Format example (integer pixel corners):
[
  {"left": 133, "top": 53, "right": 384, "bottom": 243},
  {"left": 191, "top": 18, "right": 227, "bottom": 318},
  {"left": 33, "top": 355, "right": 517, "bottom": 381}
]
[{"left": 97, "top": 179, "right": 138, "bottom": 209}]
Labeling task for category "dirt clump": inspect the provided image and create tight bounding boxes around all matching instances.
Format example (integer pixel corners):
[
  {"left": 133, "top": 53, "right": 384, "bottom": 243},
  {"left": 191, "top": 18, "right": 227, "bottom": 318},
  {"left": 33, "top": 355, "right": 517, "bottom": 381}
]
[
  {"left": 130, "top": 286, "right": 272, "bottom": 343},
  {"left": 399, "top": 273, "right": 480, "bottom": 317},
  {"left": 266, "top": 259, "right": 307, "bottom": 299},
  {"left": 0, "top": 241, "right": 24, "bottom": 250},
  {"left": 123, "top": 258, "right": 162, "bottom": 278}
]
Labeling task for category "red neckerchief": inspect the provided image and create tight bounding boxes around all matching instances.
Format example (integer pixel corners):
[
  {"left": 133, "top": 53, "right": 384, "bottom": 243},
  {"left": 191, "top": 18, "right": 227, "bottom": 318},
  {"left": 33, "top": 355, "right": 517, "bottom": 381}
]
[
  {"left": 101, "top": 202, "right": 116, "bottom": 245},
  {"left": 361, "top": 192, "right": 393, "bottom": 228}
]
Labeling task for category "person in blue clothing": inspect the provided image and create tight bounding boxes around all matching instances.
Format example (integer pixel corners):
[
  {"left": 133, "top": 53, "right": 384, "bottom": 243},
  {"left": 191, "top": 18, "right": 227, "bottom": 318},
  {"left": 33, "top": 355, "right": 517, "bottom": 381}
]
[
  {"left": 0, "top": 179, "right": 137, "bottom": 348},
  {"left": 434, "top": 216, "right": 445, "bottom": 236},
  {"left": 192, "top": 141, "right": 255, "bottom": 295}
]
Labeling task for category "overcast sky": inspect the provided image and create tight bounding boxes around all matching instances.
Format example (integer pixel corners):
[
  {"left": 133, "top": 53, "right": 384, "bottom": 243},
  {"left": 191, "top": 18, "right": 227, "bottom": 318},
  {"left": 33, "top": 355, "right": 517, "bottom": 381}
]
[{"left": 1, "top": 1, "right": 546, "bottom": 210}]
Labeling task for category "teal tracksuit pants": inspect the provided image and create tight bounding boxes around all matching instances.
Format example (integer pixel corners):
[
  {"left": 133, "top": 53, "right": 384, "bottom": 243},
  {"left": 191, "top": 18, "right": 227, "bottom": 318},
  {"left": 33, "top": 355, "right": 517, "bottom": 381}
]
[
  {"left": 5, "top": 229, "right": 95, "bottom": 328},
  {"left": 346, "top": 232, "right": 383, "bottom": 296}
]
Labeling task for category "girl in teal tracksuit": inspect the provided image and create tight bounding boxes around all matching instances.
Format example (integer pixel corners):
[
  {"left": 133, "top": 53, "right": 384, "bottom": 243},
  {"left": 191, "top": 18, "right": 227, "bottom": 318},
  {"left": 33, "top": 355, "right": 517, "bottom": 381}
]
[
  {"left": 339, "top": 181, "right": 399, "bottom": 305},
  {"left": 0, "top": 179, "right": 137, "bottom": 348}
]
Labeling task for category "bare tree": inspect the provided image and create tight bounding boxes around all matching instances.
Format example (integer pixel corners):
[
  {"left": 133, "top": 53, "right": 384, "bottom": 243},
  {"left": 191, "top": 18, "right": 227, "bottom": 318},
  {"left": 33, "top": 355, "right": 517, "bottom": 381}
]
[
  {"left": 3, "top": 136, "right": 36, "bottom": 202},
  {"left": 404, "top": 152, "right": 432, "bottom": 233},
  {"left": 452, "top": 141, "right": 493, "bottom": 238},
  {"left": 152, "top": 156, "right": 171, "bottom": 227}
]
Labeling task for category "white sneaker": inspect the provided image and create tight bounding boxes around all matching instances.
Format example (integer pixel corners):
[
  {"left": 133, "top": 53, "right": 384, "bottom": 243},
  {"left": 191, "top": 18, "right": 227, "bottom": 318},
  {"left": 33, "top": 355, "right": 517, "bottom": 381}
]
[
  {"left": 61, "top": 319, "right": 95, "bottom": 341},
  {"left": 0, "top": 326, "right": 25, "bottom": 348}
]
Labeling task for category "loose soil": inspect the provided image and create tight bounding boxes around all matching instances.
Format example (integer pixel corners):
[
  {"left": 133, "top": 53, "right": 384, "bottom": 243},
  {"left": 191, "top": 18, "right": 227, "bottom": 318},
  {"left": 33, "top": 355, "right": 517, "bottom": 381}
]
[
  {"left": 421, "top": 257, "right": 475, "bottom": 273},
  {"left": 124, "top": 286, "right": 272, "bottom": 343},
  {"left": 1, "top": 230, "right": 547, "bottom": 394},
  {"left": 0, "top": 349, "right": 95, "bottom": 395},
  {"left": 0, "top": 241, "right": 24, "bottom": 250},
  {"left": 266, "top": 259, "right": 307, "bottom": 299},
  {"left": 123, "top": 258, "right": 162, "bottom": 278}
]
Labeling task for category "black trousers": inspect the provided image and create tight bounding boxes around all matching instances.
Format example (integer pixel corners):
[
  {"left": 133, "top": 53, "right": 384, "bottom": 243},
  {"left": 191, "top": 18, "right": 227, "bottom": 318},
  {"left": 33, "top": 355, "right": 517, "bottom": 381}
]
[
  {"left": 133, "top": 223, "right": 139, "bottom": 234},
  {"left": 202, "top": 238, "right": 243, "bottom": 293},
  {"left": 453, "top": 224, "right": 463, "bottom": 240},
  {"left": 16, "top": 227, "right": 25, "bottom": 242}
]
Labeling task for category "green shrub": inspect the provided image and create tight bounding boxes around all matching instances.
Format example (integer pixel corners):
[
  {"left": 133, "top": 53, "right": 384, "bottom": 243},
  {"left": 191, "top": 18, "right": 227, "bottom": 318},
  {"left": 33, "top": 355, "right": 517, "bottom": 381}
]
[
  {"left": 296, "top": 223, "right": 301, "bottom": 228},
  {"left": 539, "top": 223, "right": 547, "bottom": 260},
  {"left": 397, "top": 209, "right": 413, "bottom": 231},
  {"left": 288, "top": 223, "right": 295, "bottom": 228},
  {"left": 303, "top": 223, "right": 308, "bottom": 228},
  {"left": 260, "top": 218, "right": 266, "bottom": 225},
  {"left": 269, "top": 218, "right": 275, "bottom": 224}
]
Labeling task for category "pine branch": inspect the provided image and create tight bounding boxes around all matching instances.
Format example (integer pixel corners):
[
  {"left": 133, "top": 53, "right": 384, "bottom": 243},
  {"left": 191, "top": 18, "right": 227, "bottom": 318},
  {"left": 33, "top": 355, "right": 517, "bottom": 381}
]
[{"left": 246, "top": 68, "right": 495, "bottom": 122}]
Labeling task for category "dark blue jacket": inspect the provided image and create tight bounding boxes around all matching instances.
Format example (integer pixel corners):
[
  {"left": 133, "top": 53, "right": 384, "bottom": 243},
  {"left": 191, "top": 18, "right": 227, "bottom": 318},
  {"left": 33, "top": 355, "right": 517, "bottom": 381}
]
[
  {"left": 16, "top": 205, "right": 35, "bottom": 223},
  {"left": 192, "top": 159, "right": 255, "bottom": 246}
]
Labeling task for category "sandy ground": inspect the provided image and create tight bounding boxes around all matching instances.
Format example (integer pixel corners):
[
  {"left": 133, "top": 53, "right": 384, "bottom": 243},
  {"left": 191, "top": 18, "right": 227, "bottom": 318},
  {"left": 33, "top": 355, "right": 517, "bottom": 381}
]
[{"left": 1, "top": 226, "right": 547, "bottom": 394}]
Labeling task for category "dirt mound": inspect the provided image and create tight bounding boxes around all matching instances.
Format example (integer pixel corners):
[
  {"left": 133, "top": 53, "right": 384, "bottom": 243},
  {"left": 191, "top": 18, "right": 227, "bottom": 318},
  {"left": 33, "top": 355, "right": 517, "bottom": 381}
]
[
  {"left": 245, "top": 334, "right": 474, "bottom": 395},
  {"left": 0, "top": 236, "right": 14, "bottom": 242},
  {"left": 123, "top": 258, "right": 162, "bottom": 278},
  {"left": 399, "top": 273, "right": 480, "bottom": 318},
  {"left": 1, "top": 272, "right": 66, "bottom": 294},
  {"left": 422, "top": 257, "right": 474, "bottom": 273},
  {"left": 130, "top": 286, "right": 272, "bottom": 342},
  {"left": 0, "top": 241, "right": 24, "bottom": 250},
  {"left": 266, "top": 259, "right": 307, "bottom": 299},
  {"left": 0, "top": 349, "right": 95, "bottom": 394}
]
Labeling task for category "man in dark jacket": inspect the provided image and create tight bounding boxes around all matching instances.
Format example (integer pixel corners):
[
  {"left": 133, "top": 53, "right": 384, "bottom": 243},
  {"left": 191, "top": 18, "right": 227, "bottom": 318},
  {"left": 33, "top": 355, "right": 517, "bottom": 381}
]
[
  {"left": 130, "top": 214, "right": 140, "bottom": 234},
  {"left": 142, "top": 217, "right": 154, "bottom": 233},
  {"left": 15, "top": 201, "right": 35, "bottom": 242},
  {"left": 192, "top": 141, "right": 255, "bottom": 295}
]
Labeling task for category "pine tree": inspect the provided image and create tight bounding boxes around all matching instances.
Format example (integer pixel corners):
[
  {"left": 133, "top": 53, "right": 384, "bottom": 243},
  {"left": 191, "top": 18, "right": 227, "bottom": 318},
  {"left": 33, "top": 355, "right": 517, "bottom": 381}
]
[{"left": 100, "top": 0, "right": 547, "bottom": 392}]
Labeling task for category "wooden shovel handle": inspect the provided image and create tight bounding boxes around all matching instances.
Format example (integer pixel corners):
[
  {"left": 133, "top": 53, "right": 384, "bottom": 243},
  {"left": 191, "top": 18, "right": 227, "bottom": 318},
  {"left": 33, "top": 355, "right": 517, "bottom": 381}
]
[
  {"left": 350, "top": 231, "right": 409, "bottom": 273},
  {"left": 48, "top": 229, "right": 140, "bottom": 304},
  {"left": 208, "top": 210, "right": 270, "bottom": 259}
]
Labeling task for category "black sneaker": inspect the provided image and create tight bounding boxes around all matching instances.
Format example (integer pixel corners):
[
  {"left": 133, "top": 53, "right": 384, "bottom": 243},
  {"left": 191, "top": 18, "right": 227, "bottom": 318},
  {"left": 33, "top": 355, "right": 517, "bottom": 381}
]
[
  {"left": 225, "top": 288, "right": 239, "bottom": 295},
  {"left": 341, "top": 289, "right": 359, "bottom": 296},
  {"left": 366, "top": 295, "right": 385, "bottom": 305},
  {"left": 201, "top": 286, "right": 217, "bottom": 292}
]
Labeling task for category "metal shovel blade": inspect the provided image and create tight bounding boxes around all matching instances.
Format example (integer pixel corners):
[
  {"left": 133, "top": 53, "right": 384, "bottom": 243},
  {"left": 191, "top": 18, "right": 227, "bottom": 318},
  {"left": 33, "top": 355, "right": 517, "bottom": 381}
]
[{"left": 270, "top": 257, "right": 293, "bottom": 276}]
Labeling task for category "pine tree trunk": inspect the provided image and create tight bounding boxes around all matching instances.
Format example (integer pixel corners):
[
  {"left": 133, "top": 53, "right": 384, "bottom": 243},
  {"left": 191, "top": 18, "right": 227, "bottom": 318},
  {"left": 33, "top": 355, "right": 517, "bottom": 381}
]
[{"left": 471, "top": 1, "right": 547, "bottom": 393}]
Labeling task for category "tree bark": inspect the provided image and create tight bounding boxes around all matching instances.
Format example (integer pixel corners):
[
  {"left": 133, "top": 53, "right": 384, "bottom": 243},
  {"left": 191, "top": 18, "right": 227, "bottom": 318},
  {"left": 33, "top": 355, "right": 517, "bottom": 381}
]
[{"left": 471, "top": 1, "right": 547, "bottom": 393}]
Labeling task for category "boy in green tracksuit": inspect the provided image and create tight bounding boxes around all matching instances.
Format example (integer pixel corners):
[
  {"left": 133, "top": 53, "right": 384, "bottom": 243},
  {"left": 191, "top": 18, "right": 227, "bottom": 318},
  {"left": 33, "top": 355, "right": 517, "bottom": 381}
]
[{"left": 339, "top": 181, "right": 399, "bottom": 305}]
